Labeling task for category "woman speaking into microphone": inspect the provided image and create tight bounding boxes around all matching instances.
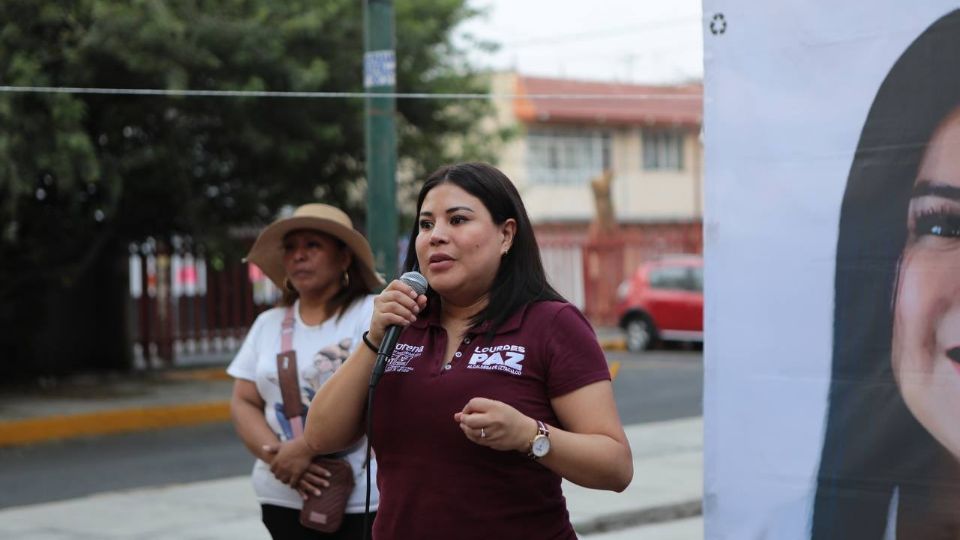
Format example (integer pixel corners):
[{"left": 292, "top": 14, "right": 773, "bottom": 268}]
[{"left": 304, "top": 162, "right": 633, "bottom": 539}]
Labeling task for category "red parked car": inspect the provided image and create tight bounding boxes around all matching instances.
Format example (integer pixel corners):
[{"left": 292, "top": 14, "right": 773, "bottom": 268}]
[{"left": 615, "top": 255, "right": 703, "bottom": 351}]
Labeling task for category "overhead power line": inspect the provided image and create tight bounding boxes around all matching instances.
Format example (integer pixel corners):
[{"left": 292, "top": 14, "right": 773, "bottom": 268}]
[{"left": 0, "top": 85, "right": 701, "bottom": 100}]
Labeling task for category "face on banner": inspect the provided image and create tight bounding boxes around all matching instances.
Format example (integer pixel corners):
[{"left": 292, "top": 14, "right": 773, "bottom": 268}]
[
  {"left": 818, "top": 9, "right": 960, "bottom": 537},
  {"left": 893, "top": 107, "right": 960, "bottom": 461},
  {"left": 817, "top": 6, "right": 960, "bottom": 538}
]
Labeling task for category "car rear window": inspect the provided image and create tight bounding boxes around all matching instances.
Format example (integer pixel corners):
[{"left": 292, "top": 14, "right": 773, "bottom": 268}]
[{"left": 649, "top": 265, "right": 701, "bottom": 292}]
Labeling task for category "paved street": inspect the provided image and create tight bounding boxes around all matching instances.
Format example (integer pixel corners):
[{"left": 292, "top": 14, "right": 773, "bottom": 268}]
[
  {"left": 0, "top": 423, "right": 250, "bottom": 509},
  {"left": 608, "top": 349, "right": 703, "bottom": 424}
]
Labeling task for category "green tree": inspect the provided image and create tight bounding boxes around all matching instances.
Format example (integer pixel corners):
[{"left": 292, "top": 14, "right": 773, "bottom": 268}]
[{"left": 0, "top": 0, "right": 501, "bottom": 378}]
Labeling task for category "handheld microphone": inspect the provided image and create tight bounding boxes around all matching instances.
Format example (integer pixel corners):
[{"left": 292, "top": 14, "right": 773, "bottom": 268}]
[{"left": 369, "top": 271, "right": 428, "bottom": 388}]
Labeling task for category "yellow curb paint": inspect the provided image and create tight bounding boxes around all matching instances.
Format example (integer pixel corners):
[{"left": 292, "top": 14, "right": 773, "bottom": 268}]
[
  {"left": 609, "top": 361, "right": 622, "bottom": 380},
  {"left": 162, "top": 368, "right": 232, "bottom": 382},
  {"left": 0, "top": 401, "right": 231, "bottom": 448},
  {"left": 600, "top": 338, "right": 626, "bottom": 352}
]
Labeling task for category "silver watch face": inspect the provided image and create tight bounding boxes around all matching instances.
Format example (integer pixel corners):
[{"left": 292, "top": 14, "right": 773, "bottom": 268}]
[{"left": 532, "top": 435, "right": 551, "bottom": 457}]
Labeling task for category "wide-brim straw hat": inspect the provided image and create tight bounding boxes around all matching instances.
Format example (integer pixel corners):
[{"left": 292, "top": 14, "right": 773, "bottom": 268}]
[{"left": 245, "top": 203, "right": 385, "bottom": 291}]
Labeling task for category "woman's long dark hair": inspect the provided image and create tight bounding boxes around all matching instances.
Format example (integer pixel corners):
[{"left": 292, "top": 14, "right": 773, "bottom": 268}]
[
  {"left": 813, "top": 10, "right": 960, "bottom": 539},
  {"left": 401, "top": 162, "right": 564, "bottom": 335}
]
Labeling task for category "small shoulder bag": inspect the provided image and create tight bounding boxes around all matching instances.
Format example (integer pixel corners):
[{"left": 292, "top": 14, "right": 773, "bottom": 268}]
[{"left": 276, "top": 307, "right": 355, "bottom": 533}]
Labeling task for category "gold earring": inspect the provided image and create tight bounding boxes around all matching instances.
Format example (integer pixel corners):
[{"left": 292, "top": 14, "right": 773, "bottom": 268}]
[{"left": 341, "top": 270, "right": 350, "bottom": 288}]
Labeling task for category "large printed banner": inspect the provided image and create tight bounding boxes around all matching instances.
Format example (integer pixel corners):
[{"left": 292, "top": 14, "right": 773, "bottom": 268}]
[{"left": 703, "top": 2, "right": 960, "bottom": 539}]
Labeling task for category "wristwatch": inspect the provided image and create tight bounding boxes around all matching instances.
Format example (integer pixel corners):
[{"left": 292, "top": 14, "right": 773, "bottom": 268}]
[{"left": 528, "top": 420, "right": 551, "bottom": 460}]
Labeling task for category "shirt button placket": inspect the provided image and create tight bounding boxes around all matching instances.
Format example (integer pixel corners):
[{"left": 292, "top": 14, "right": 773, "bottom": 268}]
[
  {"left": 445, "top": 350, "right": 462, "bottom": 373},
  {"left": 444, "top": 339, "right": 468, "bottom": 374}
]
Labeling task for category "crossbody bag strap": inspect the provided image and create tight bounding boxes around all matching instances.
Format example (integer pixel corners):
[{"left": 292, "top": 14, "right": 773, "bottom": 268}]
[
  {"left": 276, "top": 306, "right": 305, "bottom": 438},
  {"left": 275, "top": 306, "right": 368, "bottom": 467},
  {"left": 280, "top": 304, "right": 295, "bottom": 351}
]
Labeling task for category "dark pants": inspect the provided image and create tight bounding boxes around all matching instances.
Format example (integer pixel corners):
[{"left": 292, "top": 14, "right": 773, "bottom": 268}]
[{"left": 261, "top": 505, "right": 375, "bottom": 540}]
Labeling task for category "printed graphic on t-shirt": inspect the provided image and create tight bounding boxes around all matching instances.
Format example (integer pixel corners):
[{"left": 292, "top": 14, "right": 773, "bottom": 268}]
[
  {"left": 466, "top": 344, "right": 526, "bottom": 376},
  {"left": 268, "top": 338, "right": 353, "bottom": 440},
  {"left": 385, "top": 343, "right": 424, "bottom": 373},
  {"left": 303, "top": 338, "right": 352, "bottom": 393}
]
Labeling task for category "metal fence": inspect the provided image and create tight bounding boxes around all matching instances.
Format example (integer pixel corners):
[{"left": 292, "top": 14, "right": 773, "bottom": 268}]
[
  {"left": 127, "top": 237, "right": 277, "bottom": 368},
  {"left": 541, "top": 242, "right": 585, "bottom": 309}
]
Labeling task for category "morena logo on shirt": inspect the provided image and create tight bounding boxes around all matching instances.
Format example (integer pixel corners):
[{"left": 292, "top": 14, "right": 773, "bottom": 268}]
[
  {"left": 385, "top": 343, "right": 424, "bottom": 374},
  {"left": 467, "top": 344, "right": 526, "bottom": 376}
]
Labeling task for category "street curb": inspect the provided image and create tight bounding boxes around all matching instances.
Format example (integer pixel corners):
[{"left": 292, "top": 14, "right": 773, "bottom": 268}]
[
  {"left": 574, "top": 499, "right": 702, "bottom": 535},
  {"left": 0, "top": 401, "right": 231, "bottom": 448},
  {"left": 160, "top": 367, "right": 233, "bottom": 382},
  {"left": 599, "top": 337, "right": 626, "bottom": 352}
]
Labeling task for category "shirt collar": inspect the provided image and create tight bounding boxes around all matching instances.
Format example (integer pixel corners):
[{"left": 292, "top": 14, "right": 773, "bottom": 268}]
[{"left": 409, "top": 302, "right": 441, "bottom": 330}]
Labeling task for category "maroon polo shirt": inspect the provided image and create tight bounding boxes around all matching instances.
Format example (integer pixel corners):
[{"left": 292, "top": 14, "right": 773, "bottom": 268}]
[{"left": 370, "top": 300, "right": 611, "bottom": 540}]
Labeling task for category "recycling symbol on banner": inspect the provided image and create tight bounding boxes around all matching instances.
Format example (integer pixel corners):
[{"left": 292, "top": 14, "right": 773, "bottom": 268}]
[{"left": 710, "top": 13, "right": 727, "bottom": 35}]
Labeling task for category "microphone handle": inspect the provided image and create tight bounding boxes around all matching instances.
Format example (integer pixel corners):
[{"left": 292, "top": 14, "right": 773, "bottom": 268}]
[
  {"left": 369, "top": 324, "right": 401, "bottom": 388},
  {"left": 367, "top": 270, "right": 427, "bottom": 389}
]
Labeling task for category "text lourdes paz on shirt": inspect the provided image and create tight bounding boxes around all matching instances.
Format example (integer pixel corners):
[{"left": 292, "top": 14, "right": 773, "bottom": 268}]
[{"left": 468, "top": 344, "right": 526, "bottom": 376}]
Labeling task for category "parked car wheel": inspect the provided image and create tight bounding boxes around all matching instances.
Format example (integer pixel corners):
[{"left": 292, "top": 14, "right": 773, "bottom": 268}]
[{"left": 625, "top": 317, "right": 655, "bottom": 352}]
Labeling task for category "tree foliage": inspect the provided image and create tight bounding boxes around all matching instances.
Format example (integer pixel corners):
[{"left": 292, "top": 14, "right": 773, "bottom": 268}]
[{"left": 0, "top": 0, "right": 501, "bottom": 376}]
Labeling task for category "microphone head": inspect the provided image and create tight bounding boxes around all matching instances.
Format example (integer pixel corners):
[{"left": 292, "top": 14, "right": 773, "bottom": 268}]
[{"left": 399, "top": 271, "right": 428, "bottom": 296}]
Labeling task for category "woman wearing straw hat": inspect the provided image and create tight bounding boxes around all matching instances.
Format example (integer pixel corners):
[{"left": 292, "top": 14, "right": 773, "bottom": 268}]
[{"left": 227, "top": 203, "right": 384, "bottom": 540}]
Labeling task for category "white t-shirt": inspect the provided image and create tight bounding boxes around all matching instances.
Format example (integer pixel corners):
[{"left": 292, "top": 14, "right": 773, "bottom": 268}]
[{"left": 227, "top": 296, "right": 378, "bottom": 512}]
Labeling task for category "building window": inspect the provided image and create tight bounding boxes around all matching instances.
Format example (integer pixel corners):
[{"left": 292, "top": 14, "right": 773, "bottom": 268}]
[
  {"left": 527, "top": 129, "right": 611, "bottom": 186},
  {"left": 642, "top": 128, "right": 685, "bottom": 171}
]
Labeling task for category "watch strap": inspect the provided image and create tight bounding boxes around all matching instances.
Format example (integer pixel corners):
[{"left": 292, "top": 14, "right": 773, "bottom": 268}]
[{"left": 527, "top": 420, "right": 550, "bottom": 459}]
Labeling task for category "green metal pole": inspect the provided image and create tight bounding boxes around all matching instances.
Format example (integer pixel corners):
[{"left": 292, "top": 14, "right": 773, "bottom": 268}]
[{"left": 364, "top": 0, "right": 398, "bottom": 282}]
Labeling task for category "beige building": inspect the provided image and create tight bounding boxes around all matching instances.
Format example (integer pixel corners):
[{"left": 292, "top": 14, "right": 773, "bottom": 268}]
[
  {"left": 488, "top": 73, "right": 703, "bottom": 323},
  {"left": 490, "top": 72, "right": 703, "bottom": 225}
]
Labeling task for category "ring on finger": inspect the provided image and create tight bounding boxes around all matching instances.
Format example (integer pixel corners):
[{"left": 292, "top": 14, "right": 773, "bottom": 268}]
[{"left": 480, "top": 427, "right": 486, "bottom": 439}]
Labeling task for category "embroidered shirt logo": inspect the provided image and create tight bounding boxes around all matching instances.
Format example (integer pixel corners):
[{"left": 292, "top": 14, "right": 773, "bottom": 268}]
[
  {"left": 385, "top": 343, "right": 424, "bottom": 373},
  {"left": 467, "top": 344, "right": 526, "bottom": 376}
]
